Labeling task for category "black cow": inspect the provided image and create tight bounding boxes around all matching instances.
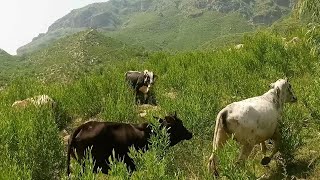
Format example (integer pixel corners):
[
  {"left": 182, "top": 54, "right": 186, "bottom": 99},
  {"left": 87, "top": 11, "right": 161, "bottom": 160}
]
[
  {"left": 125, "top": 70, "right": 157, "bottom": 105},
  {"left": 67, "top": 112, "right": 192, "bottom": 175}
]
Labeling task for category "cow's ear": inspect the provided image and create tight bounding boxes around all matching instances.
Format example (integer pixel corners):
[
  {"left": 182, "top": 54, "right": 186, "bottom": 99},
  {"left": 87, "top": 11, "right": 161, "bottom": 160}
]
[
  {"left": 269, "top": 83, "right": 275, "bottom": 88},
  {"left": 285, "top": 77, "right": 288, "bottom": 82},
  {"left": 174, "top": 111, "right": 177, "bottom": 117},
  {"left": 153, "top": 74, "right": 157, "bottom": 81}
]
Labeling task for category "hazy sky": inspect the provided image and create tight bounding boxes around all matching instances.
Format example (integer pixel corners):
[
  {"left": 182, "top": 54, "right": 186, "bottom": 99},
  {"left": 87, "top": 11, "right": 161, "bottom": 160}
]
[{"left": 0, "top": 0, "right": 108, "bottom": 55}]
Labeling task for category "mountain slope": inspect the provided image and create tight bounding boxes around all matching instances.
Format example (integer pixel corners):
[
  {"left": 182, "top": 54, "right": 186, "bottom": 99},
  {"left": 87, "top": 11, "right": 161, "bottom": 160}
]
[
  {"left": 0, "top": 49, "right": 21, "bottom": 85},
  {"left": 104, "top": 11, "right": 255, "bottom": 51},
  {"left": 17, "top": 0, "right": 296, "bottom": 55},
  {"left": 17, "top": 29, "right": 144, "bottom": 83}
]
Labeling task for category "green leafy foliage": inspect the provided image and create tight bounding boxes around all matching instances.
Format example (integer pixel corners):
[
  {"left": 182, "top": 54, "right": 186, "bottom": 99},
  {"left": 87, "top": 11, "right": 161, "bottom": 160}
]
[
  {"left": 0, "top": 106, "right": 64, "bottom": 179},
  {"left": 214, "top": 139, "right": 257, "bottom": 179},
  {"left": 298, "top": 0, "right": 320, "bottom": 23},
  {"left": 128, "top": 123, "right": 171, "bottom": 179},
  {"left": 66, "top": 147, "right": 104, "bottom": 180}
]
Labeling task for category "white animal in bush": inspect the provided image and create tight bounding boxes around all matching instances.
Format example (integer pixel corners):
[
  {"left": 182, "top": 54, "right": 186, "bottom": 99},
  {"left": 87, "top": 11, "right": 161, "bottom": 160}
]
[
  {"left": 12, "top": 95, "right": 56, "bottom": 109},
  {"left": 208, "top": 78, "right": 297, "bottom": 176}
]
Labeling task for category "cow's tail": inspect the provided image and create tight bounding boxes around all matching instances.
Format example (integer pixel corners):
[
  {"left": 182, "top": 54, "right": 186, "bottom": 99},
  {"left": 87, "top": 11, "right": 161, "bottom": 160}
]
[
  {"left": 208, "top": 109, "right": 229, "bottom": 176},
  {"left": 67, "top": 126, "right": 83, "bottom": 176},
  {"left": 213, "top": 109, "right": 229, "bottom": 148}
]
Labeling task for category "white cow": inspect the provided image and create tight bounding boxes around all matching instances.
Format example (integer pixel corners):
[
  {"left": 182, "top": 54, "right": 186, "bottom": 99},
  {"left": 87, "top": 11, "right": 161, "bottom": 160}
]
[
  {"left": 12, "top": 95, "right": 56, "bottom": 109},
  {"left": 208, "top": 78, "right": 297, "bottom": 176}
]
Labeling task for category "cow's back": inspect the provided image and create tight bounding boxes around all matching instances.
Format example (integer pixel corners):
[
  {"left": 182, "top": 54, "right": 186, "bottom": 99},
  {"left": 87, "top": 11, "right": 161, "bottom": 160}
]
[
  {"left": 125, "top": 71, "right": 143, "bottom": 86},
  {"left": 72, "top": 121, "right": 147, "bottom": 153},
  {"left": 74, "top": 121, "right": 109, "bottom": 141}
]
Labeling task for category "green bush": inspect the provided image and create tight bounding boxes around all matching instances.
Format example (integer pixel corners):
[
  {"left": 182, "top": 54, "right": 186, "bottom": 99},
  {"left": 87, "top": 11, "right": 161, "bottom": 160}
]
[
  {"left": 0, "top": 107, "right": 64, "bottom": 179},
  {"left": 214, "top": 139, "right": 257, "bottom": 179},
  {"left": 65, "top": 147, "right": 104, "bottom": 180},
  {"left": 0, "top": 24, "right": 319, "bottom": 179}
]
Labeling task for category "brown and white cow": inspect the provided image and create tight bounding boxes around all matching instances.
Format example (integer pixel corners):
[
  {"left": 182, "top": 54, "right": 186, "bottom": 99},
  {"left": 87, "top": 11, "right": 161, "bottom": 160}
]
[
  {"left": 208, "top": 78, "right": 297, "bottom": 176},
  {"left": 67, "top": 112, "right": 192, "bottom": 175},
  {"left": 125, "top": 70, "right": 157, "bottom": 105}
]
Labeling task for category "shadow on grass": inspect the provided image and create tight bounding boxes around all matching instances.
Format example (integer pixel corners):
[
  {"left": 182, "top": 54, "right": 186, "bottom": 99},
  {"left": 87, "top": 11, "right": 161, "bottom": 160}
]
[{"left": 265, "top": 156, "right": 320, "bottom": 179}]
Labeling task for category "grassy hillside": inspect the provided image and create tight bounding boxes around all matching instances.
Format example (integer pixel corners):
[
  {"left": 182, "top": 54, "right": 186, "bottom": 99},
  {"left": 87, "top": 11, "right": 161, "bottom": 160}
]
[
  {"left": 17, "top": 0, "right": 295, "bottom": 55},
  {"left": 104, "top": 11, "right": 255, "bottom": 51},
  {"left": 0, "top": 29, "right": 147, "bottom": 86},
  {"left": 1, "top": 23, "right": 320, "bottom": 179},
  {"left": 13, "top": 29, "right": 146, "bottom": 83},
  {"left": 0, "top": 49, "right": 22, "bottom": 86},
  {"left": 16, "top": 28, "right": 87, "bottom": 56}
]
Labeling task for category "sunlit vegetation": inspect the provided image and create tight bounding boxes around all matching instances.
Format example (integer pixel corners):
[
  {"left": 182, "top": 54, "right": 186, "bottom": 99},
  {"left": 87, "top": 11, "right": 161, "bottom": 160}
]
[{"left": 0, "top": 0, "right": 319, "bottom": 179}]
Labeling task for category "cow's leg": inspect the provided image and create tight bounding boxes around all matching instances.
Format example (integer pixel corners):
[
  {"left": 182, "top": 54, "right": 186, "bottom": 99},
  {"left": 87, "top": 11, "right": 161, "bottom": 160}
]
[
  {"left": 208, "top": 127, "right": 230, "bottom": 176},
  {"left": 148, "top": 91, "right": 157, "bottom": 105},
  {"left": 135, "top": 91, "right": 142, "bottom": 105},
  {"left": 261, "top": 142, "right": 267, "bottom": 156},
  {"left": 95, "top": 159, "right": 110, "bottom": 174},
  {"left": 260, "top": 142, "right": 269, "bottom": 165},
  {"left": 124, "top": 156, "right": 136, "bottom": 173},
  {"left": 143, "top": 93, "right": 148, "bottom": 104},
  {"left": 77, "top": 155, "right": 86, "bottom": 174},
  {"left": 145, "top": 91, "right": 154, "bottom": 105},
  {"left": 269, "top": 128, "right": 281, "bottom": 159},
  {"left": 74, "top": 148, "right": 86, "bottom": 174},
  {"left": 261, "top": 128, "right": 281, "bottom": 165},
  {"left": 237, "top": 143, "right": 254, "bottom": 164}
]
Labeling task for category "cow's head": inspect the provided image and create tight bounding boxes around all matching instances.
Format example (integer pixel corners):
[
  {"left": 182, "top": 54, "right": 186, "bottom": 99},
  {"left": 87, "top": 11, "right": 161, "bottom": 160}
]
[
  {"left": 143, "top": 70, "right": 157, "bottom": 86},
  {"left": 270, "top": 78, "right": 297, "bottom": 103},
  {"left": 154, "top": 112, "right": 192, "bottom": 146}
]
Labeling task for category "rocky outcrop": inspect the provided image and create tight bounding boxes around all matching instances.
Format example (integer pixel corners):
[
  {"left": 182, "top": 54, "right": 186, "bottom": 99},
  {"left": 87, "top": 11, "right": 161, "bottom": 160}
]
[
  {"left": 207, "top": 0, "right": 294, "bottom": 24},
  {"left": 252, "top": 6, "right": 288, "bottom": 24}
]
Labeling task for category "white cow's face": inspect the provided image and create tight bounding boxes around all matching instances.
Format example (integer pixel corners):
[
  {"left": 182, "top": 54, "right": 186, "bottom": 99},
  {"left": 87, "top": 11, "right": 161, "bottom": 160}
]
[
  {"left": 143, "top": 70, "right": 156, "bottom": 85},
  {"left": 271, "top": 78, "right": 297, "bottom": 103}
]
